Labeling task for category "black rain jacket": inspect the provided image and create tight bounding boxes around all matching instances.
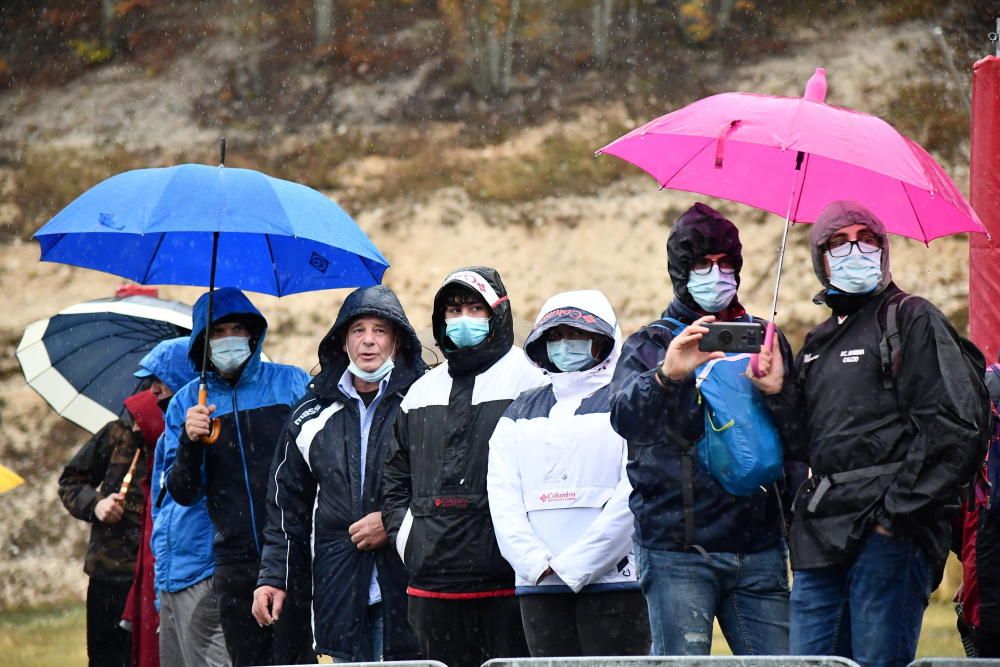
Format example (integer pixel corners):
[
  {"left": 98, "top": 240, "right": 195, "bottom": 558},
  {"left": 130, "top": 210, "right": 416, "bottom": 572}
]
[
  {"left": 381, "top": 267, "right": 548, "bottom": 594},
  {"left": 767, "top": 284, "right": 983, "bottom": 571},
  {"left": 257, "top": 286, "right": 426, "bottom": 660}
]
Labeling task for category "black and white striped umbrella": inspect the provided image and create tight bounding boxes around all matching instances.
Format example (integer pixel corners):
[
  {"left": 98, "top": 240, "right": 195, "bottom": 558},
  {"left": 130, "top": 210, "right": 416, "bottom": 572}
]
[{"left": 17, "top": 295, "right": 192, "bottom": 433}]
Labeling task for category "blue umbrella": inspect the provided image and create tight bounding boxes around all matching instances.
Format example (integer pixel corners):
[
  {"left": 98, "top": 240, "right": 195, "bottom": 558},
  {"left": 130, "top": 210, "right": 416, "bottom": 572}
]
[
  {"left": 33, "top": 144, "right": 388, "bottom": 440},
  {"left": 34, "top": 163, "right": 388, "bottom": 295}
]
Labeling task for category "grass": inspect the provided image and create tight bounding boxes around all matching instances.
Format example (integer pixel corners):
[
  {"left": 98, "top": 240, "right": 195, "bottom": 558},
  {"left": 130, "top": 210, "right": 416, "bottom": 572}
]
[
  {"left": 0, "top": 599, "right": 965, "bottom": 665},
  {"left": 0, "top": 603, "right": 87, "bottom": 667}
]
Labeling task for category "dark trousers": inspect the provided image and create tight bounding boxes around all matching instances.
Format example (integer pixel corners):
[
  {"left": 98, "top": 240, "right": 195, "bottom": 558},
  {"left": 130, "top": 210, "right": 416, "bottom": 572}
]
[
  {"left": 979, "top": 507, "right": 1000, "bottom": 657},
  {"left": 86, "top": 578, "right": 132, "bottom": 667},
  {"left": 408, "top": 595, "right": 528, "bottom": 667},
  {"left": 519, "top": 590, "right": 651, "bottom": 657},
  {"left": 213, "top": 561, "right": 315, "bottom": 667}
]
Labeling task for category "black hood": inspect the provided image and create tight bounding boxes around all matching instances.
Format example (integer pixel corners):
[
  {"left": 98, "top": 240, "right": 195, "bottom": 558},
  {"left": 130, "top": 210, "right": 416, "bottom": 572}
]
[
  {"left": 432, "top": 266, "right": 515, "bottom": 377},
  {"left": 667, "top": 203, "right": 743, "bottom": 312},
  {"left": 312, "top": 285, "right": 427, "bottom": 397}
]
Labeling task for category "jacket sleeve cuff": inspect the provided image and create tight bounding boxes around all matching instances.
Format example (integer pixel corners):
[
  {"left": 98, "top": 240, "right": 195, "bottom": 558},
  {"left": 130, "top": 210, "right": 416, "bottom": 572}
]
[
  {"left": 547, "top": 555, "right": 585, "bottom": 593},
  {"left": 256, "top": 576, "right": 287, "bottom": 591}
]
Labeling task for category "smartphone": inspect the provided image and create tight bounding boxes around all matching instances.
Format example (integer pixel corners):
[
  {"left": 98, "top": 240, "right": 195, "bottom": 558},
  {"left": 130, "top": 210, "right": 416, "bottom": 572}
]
[{"left": 698, "top": 322, "right": 764, "bottom": 353}]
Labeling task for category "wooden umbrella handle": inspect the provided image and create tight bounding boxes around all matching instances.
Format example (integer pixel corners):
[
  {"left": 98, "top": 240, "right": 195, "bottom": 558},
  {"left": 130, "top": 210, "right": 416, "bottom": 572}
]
[
  {"left": 118, "top": 448, "right": 142, "bottom": 497},
  {"left": 198, "top": 385, "right": 222, "bottom": 445}
]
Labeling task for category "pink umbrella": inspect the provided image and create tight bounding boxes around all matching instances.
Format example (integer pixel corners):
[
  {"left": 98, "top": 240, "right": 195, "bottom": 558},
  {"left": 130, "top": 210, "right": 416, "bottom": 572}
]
[{"left": 597, "top": 68, "right": 986, "bottom": 368}]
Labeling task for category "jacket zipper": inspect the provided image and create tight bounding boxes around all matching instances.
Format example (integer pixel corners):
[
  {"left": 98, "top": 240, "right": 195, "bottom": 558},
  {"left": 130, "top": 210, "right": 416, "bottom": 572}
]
[{"left": 232, "top": 388, "right": 262, "bottom": 557}]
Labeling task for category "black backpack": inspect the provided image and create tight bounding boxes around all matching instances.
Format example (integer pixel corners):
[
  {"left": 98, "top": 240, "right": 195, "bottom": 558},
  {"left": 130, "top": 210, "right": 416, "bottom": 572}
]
[{"left": 879, "top": 291, "right": 991, "bottom": 485}]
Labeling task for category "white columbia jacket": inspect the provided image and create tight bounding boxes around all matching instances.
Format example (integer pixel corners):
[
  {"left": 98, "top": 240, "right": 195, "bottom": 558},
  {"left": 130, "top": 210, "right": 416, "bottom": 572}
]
[{"left": 487, "top": 290, "right": 637, "bottom": 594}]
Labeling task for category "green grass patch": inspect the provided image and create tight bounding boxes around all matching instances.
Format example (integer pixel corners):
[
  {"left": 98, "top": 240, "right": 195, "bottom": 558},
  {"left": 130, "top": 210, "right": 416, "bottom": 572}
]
[{"left": 0, "top": 602, "right": 87, "bottom": 667}]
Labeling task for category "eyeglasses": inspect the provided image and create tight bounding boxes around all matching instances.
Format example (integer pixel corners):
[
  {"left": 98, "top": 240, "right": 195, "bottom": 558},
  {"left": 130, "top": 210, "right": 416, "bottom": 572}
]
[
  {"left": 825, "top": 236, "right": 881, "bottom": 258},
  {"left": 542, "top": 327, "right": 591, "bottom": 342},
  {"left": 690, "top": 257, "right": 737, "bottom": 275}
]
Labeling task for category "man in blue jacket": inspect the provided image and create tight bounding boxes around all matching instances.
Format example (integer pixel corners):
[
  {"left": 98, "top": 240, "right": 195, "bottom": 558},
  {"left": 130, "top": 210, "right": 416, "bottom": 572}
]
[
  {"left": 143, "top": 337, "right": 230, "bottom": 667},
  {"left": 253, "top": 286, "right": 426, "bottom": 662},
  {"left": 609, "top": 203, "right": 796, "bottom": 655},
  {"left": 166, "top": 288, "right": 313, "bottom": 667}
]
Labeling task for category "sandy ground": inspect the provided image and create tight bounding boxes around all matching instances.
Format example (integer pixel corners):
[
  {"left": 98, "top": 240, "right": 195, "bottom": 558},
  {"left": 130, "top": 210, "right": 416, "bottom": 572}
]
[{"left": 0, "top": 15, "right": 975, "bottom": 608}]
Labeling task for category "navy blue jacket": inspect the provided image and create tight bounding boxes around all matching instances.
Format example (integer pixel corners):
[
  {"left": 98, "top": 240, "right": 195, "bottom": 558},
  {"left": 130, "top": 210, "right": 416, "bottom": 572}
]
[
  {"left": 609, "top": 299, "right": 795, "bottom": 554},
  {"left": 257, "top": 286, "right": 426, "bottom": 660},
  {"left": 165, "top": 288, "right": 310, "bottom": 566}
]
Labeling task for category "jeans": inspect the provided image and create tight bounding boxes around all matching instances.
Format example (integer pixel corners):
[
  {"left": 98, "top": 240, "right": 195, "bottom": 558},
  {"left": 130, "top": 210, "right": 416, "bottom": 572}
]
[
  {"left": 790, "top": 532, "right": 934, "bottom": 667},
  {"left": 637, "top": 542, "right": 790, "bottom": 655}
]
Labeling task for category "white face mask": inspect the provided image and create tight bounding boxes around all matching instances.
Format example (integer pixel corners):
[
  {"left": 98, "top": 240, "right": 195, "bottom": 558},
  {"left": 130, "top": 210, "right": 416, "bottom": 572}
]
[
  {"left": 209, "top": 336, "right": 251, "bottom": 375},
  {"left": 827, "top": 247, "right": 883, "bottom": 294},
  {"left": 687, "top": 266, "right": 738, "bottom": 313},
  {"left": 347, "top": 344, "right": 395, "bottom": 384}
]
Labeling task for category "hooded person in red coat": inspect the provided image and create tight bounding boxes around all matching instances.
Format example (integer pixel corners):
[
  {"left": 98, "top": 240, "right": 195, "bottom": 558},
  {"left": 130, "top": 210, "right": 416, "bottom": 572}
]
[{"left": 121, "top": 390, "right": 165, "bottom": 667}]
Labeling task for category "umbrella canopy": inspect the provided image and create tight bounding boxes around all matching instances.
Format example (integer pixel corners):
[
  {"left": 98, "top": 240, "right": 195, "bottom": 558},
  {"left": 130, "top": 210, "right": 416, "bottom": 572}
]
[
  {"left": 0, "top": 464, "right": 25, "bottom": 494},
  {"left": 33, "top": 163, "right": 389, "bottom": 296},
  {"left": 17, "top": 295, "right": 192, "bottom": 433},
  {"left": 597, "top": 68, "right": 985, "bottom": 243}
]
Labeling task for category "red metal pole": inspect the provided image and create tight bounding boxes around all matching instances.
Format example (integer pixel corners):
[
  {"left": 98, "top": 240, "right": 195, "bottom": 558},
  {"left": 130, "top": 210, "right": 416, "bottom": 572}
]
[{"left": 969, "top": 56, "right": 1000, "bottom": 360}]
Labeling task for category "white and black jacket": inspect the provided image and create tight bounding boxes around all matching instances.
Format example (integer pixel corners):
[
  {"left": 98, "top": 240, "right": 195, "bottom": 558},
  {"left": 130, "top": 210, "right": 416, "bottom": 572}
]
[
  {"left": 488, "top": 290, "right": 638, "bottom": 595},
  {"left": 382, "top": 267, "right": 549, "bottom": 596}
]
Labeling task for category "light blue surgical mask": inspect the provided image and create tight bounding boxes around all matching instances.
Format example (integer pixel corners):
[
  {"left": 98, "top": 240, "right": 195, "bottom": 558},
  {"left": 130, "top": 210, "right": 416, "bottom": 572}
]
[
  {"left": 348, "top": 345, "right": 395, "bottom": 384},
  {"left": 546, "top": 338, "right": 597, "bottom": 372},
  {"left": 445, "top": 316, "right": 490, "bottom": 349},
  {"left": 827, "top": 246, "right": 882, "bottom": 294},
  {"left": 686, "top": 267, "right": 738, "bottom": 313},
  {"left": 209, "top": 336, "right": 251, "bottom": 375}
]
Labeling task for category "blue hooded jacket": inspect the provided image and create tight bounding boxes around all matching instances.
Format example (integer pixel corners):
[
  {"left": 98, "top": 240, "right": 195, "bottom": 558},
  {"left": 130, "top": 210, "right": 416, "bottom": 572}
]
[
  {"left": 142, "top": 336, "right": 216, "bottom": 594},
  {"left": 135, "top": 336, "right": 197, "bottom": 393},
  {"left": 164, "top": 288, "right": 310, "bottom": 566}
]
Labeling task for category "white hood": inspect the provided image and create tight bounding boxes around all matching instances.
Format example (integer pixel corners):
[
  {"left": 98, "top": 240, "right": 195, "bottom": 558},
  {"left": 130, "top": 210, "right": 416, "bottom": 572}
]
[{"left": 523, "top": 290, "right": 622, "bottom": 403}]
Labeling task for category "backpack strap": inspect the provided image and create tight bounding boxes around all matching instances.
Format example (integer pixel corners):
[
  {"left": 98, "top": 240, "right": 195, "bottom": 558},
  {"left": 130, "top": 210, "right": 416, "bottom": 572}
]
[
  {"left": 665, "top": 424, "right": 709, "bottom": 559},
  {"left": 879, "top": 292, "right": 917, "bottom": 390}
]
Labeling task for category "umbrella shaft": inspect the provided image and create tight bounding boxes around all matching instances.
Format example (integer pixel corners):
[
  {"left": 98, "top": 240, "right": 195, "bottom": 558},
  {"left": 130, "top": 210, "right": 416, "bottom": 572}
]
[{"left": 200, "top": 232, "right": 221, "bottom": 384}]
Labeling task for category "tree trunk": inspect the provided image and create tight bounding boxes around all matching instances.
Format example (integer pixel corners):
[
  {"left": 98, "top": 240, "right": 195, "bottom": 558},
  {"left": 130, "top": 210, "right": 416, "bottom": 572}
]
[
  {"left": 314, "top": 0, "right": 334, "bottom": 48},
  {"left": 101, "top": 0, "right": 118, "bottom": 53},
  {"left": 592, "top": 0, "right": 614, "bottom": 68}
]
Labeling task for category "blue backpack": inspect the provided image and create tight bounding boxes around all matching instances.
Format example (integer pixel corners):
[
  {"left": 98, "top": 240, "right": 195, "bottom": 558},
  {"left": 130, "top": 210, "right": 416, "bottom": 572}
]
[{"left": 663, "top": 317, "right": 784, "bottom": 496}]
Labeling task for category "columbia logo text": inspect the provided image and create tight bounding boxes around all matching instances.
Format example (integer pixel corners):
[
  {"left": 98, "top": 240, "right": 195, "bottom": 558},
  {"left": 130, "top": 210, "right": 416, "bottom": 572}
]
[
  {"left": 539, "top": 491, "right": 577, "bottom": 502},
  {"left": 433, "top": 497, "right": 470, "bottom": 509}
]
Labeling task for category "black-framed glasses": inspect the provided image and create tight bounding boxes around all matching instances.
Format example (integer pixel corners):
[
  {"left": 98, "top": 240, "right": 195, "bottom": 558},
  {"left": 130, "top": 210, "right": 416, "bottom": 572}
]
[
  {"left": 826, "top": 237, "right": 881, "bottom": 258},
  {"left": 690, "top": 257, "right": 737, "bottom": 275}
]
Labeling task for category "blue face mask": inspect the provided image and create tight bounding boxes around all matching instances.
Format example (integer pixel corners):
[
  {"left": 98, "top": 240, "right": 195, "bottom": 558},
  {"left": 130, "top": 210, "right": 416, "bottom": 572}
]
[
  {"left": 686, "top": 267, "right": 738, "bottom": 313},
  {"left": 546, "top": 338, "right": 596, "bottom": 372},
  {"left": 827, "top": 247, "right": 882, "bottom": 294},
  {"left": 347, "top": 346, "right": 395, "bottom": 384},
  {"left": 445, "top": 316, "right": 490, "bottom": 349}
]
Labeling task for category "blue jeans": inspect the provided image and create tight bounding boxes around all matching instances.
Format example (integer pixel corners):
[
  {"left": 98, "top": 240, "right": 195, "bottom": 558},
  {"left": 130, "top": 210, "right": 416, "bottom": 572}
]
[
  {"left": 790, "top": 532, "right": 934, "bottom": 667},
  {"left": 637, "top": 542, "right": 790, "bottom": 655}
]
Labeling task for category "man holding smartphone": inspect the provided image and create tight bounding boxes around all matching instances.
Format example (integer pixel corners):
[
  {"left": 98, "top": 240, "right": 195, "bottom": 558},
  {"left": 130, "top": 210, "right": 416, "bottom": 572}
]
[{"left": 609, "top": 202, "right": 797, "bottom": 656}]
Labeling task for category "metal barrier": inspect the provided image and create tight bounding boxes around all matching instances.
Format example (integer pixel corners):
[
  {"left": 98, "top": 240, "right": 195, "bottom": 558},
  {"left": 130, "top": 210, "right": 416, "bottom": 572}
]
[
  {"left": 482, "top": 657, "right": 863, "bottom": 667},
  {"left": 909, "top": 660, "right": 1000, "bottom": 667},
  {"left": 266, "top": 662, "right": 448, "bottom": 667}
]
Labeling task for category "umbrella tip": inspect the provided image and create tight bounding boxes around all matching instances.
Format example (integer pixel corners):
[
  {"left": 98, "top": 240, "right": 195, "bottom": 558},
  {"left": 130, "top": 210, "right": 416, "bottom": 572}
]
[
  {"left": 219, "top": 137, "right": 226, "bottom": 167},
  {"left": 804, "top": 67, "right": 827, "bottom": 103}
]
